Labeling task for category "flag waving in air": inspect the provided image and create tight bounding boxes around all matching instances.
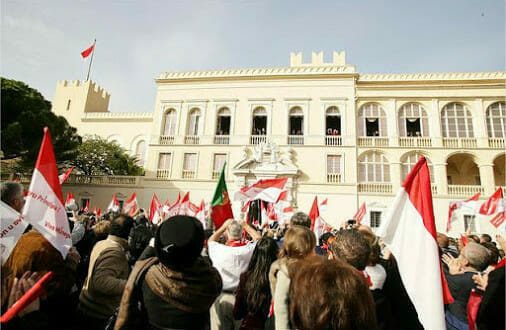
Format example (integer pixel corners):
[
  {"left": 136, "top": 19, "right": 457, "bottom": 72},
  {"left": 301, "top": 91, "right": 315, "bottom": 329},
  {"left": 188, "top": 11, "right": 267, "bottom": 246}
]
[
  {"left": 309, "top": 196, "right": 325, "bottom": 240},
  {"left": 23, "top": 128, "right": 72, "bottom": 258},
  {"left": 107, "top": 194, "right": 120, "bottom": 212},
  {"left": 376, "top": 156, "right": 452, "bottom": 330},
  {"left": 479, "top": 188, "right": 505, "bottom": 230},
  {"left": 123, "top": 193, "right": 137, "bottom": 216},
  {"left": 81, "top": 40, "right": 95, "bottom": 58},
  {"left": 446, "top": 193, "right": 480, "bottom": 232},
  {"left": 234, "top": 177, "right": 288, "bottom": 203},
  {"left": 211, "top": 163, "right": 234, "bottom": 229},
  {"left": 58, "top": 167, "right": 74, "bottom": 184},
  {"left": 353, "top": 202, "right": 367, "bottom": 225},
  {"left": 149, "top": 194, "right": 162, "bottom": 224}
]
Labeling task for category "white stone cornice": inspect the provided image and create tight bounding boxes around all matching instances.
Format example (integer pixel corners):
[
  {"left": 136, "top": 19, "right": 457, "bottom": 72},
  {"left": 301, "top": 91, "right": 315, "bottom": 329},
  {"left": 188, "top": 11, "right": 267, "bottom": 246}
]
[
  {"left": 82, "top": 112, "right": 153, "bottom": 120},
  {"left": 359, "top": 72, "right": 506, "bottom": 82}
]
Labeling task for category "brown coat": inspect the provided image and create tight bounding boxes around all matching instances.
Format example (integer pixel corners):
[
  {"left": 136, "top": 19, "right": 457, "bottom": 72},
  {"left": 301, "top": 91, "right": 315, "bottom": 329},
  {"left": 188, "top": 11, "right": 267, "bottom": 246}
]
[{"left": 79, "top": 235, "right": 129, "bottom": 319}]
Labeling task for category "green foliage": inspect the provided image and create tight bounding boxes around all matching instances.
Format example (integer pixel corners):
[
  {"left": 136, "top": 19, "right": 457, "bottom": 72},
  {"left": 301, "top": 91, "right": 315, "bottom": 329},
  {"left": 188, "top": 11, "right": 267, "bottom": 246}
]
[
  {"left": 70, "top": 136, "right": 144, "bottom": 176},
  {"left": 1, "top": 77, "right": 81, "bottom": 167}
]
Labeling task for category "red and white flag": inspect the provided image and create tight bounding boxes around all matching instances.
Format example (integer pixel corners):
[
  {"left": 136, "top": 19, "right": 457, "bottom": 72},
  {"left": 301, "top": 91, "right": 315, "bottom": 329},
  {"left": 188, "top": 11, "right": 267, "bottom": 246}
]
[
  {"left": 58, "top": 167, "right": 74, "bottom": 184},
  {"left": 309, "top": 196, "right": 324, "bottom": 241},
  {"left": 65, "top": 192, "right": 76, "bottom": 208},
  {"left": 266, "top": 203, "right": 278, "bottom": 224},
  {"left": 97, "top": 208, "right": 101, "bottom": 217},
  {"left": 0, "top": 201, "right": 29, "bottom": 264},
  {"left": 195, "top": 200, "right": 207, "bottom": 229},
  {"left": 319, "top": 198, "right": 328, "bottom": 212},
  {"left": 354, "top": 202, "right": 367, "bottom": 225},
  {"left": 123, "top": 193, "right": 137, "bottom": 216},
  {"left": 162, "top": 199, "right": 171, "bottom": 218},
  {"left": 107, "top": 194, "right": 120, "bottom": 212},
  {"left": 149, "top": 194, "right": 162, "bottom": 224},
  {"left": 82, "top": 200, "right": 89, "bottom": 213},
  {"left": 189, "top": 202, "right": 200, "bottom": 217},
  {"left": 23, "top": 128, "right": 72, "bottom": 258},
  {"left": 260, "top": 200, "right": 268, "bottom": 228},
  {"left": 81, "top": 40, "right": 95, "bottom": 59},
  {"left": 234, "top": 177, "right": 288, "bottom": 203},
  {"left": 447, "top": 193, "right": 480, "bottom": 232},
  {"left": 480, "top": 188, "right": 505, "bottom": 230},
  {"left": 167, "top": 193, "right": 181, "bottom": 218},
  {"left": 92, "top": 206, "right": 97, "bottom": 215},
  {"left": 178, "top": 192, "right": 190, "bottom": 216},
  {"left": 376, "top": 156, "right": 452, "bottom": 330}
]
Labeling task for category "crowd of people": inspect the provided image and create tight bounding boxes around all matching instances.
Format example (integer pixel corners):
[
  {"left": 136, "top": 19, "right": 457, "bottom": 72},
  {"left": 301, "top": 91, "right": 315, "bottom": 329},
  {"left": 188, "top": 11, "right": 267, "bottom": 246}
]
[{"left": 1, "top": 180, "right": 505, "bottom": 330}]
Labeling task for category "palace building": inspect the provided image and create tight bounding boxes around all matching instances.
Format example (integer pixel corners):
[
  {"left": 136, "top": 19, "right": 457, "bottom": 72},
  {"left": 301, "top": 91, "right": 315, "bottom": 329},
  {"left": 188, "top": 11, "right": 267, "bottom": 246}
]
[{"left": 51, "top": 51, "right": 506, "bottom": 234}]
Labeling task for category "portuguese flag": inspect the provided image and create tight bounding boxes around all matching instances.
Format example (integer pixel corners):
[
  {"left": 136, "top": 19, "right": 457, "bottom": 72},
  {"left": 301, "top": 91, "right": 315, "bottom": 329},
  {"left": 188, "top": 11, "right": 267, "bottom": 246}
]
[{"left": 211, "top": 163, "right": 234, "bottom": 229}]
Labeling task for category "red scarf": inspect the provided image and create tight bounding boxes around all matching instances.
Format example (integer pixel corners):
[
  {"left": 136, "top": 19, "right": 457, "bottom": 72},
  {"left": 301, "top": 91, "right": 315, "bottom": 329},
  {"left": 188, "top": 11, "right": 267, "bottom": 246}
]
[{"left": 226, "top": 240, "right": 246, "bottom": 247}]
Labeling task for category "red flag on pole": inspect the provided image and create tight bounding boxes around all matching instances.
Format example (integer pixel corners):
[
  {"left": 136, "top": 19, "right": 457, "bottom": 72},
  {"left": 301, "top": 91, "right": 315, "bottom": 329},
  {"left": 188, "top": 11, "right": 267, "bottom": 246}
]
[
  {"left": 58, "top": 167, "right": 74, "bottom": 184},
  {"left": 81, "top": 42, "right": 95, "bottom": 58}
]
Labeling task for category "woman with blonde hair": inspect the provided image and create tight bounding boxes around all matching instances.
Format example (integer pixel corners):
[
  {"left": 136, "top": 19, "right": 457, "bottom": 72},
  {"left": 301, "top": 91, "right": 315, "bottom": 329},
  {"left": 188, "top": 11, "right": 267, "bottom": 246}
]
[{"left": 269, "top": 225, "right": 316, "bottom": 330}]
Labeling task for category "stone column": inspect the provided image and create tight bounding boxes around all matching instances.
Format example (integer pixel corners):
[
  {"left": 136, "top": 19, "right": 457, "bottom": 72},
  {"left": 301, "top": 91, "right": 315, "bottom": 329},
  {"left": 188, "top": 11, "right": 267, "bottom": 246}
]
[
  {"left": 478, "top": 163, "right": 495, "bottom": 195},
  {"left": 390, "top": 162, "right": 402, "bottom": 190},
  {"left": 434, "top": 163, "right": 448, "bottom": 196},
  {"left": 386, "top": 99, "right": 399, "bottom": 147},
  {"left": 430, "top": 99, "right": 443, "bottom": 147},
  {"left": 474, "top": 99, "right": 489, "bottom": 148}
]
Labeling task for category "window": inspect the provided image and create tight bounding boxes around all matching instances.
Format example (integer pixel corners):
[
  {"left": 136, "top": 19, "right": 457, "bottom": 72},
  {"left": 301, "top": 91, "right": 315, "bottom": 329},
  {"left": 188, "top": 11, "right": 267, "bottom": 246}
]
[
  {"left": 401, "top": 152, "right": 434, "bottom": 182},
  {"left": 327, "top": 155, "right": 342, "bottom": 183},
  {"left": 183, "top": 153, "right": 197, "bottom": 178},
  {"left": 252, "top": 107, "right": 267, "bottom": 135},
  {"left": 358, "top": 152, "right": 390, "bottom": 182},
  {"left": 66, "top": 99, "right": 71, "bottom": 111},
  {"left": 162, "top": 109, "right": 177, "bottom": 136},
  {"left": 441, "top": 103, "right": 474, "bottom": 138},
  {"left": 134, "top": 140, "right": 146, "bottom": 167},
  {"left": 464, "top": 215, "right": 476, "bottom": 232},
  {"left": 157, "top": 153, "right": 171, "bottom": 169},
  {"left": 358, "top": 103, "right": 387, "bottom": 137},
  {"left": 216, "top": 108, "right": 231, "bottom": 135},
  {"left": 486, "top": 102, "right": 506, "bottom": 138},
  {"left": 398, "top": 103, "right": 428, "bottom": 137},
  {"left": 370, "top": 211, "right": 382, "bottom": 228},
  {"left": 325, "top": 106, "right": 341, "bottom": 136},
  {"left": 213, "top": 154, "right": 227, "bottom": 179},
  {"left": 289, "top": 107, "right": 303, "bottom": 135},
  {"left": 187, "top": 108, "right": 200, "bottom": 136}
]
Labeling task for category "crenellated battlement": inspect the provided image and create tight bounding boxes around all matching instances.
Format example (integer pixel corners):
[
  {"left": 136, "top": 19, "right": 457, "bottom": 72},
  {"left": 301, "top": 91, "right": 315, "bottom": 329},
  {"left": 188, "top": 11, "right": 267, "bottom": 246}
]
[
  {"left": 290, "top": 50, "right": 348, "bottom": 67},
  {"left": 57, "top": 80, "right": 110, "bottom": 101}
]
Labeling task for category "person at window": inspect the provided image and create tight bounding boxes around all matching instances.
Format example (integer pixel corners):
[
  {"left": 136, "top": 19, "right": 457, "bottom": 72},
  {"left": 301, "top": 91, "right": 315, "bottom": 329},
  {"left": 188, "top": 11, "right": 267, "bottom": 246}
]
[
  {"left": 332, "top": 129, "right": 338, "bottom": 136},
  {"left": 261, "top": 128, "right": 266, "bottom": 135},
  {"left": 415, "top": 131, "right": 421, "bottom": 137},
  {"left": 327, "top": 128, "right": 332, "bottom": 135}
]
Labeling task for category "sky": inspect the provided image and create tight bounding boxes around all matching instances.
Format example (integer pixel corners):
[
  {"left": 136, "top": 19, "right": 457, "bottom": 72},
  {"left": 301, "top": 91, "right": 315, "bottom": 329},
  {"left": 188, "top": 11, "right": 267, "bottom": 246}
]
[{"left": 1, "top": 0, "right": 504, "bottom": 112}]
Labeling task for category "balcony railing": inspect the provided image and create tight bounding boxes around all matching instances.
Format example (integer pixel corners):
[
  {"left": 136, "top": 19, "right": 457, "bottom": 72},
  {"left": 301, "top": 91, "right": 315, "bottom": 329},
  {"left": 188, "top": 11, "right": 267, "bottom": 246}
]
[
  {"left": 488, "top": 138, "right": 505, "bottom": 149},
  {"left": 288, "top": 135, "right": 304, "bottom": 145},
  {"left": 399, "top": 137, "right": 432, "bottom": 148},
  {"left": 156, "top": 169, "right": 171, "bottom": 179},
  {"left": 357, "top": 137, "right": 389, "bottom": 147},
  {"left": 212, "top": 171, "right": 221, "bottom": 180},
  {"left": 182, "top": 170, "right": 196, "bottom": 179},
  {"left": 327, "top": 173, "right": 342, "bottom": 183},
  {"left": 159, "top": 135, "right": 175, "bottom": 145},
  {"left": 325, "top": 136, "right": 342, "bottom": 146},
  {"left": 65, "top": 175, "right": 139, "bottom": 185},
  {"left": 184, "top": 135, "right": 200, "bottom": 145},
  {"left": 214, "top": 135, "right": 230, "bottom": 145},
  {"left": 442, "top": 137, "right": 477, "bottom": 148},
  {"left": 431, "top": 184, "right": 438, "bottom": 196},
  {"left": 358, "top": 182, "right": 392, "bottom": 193},
  {"left": 250, "top": 135, "right": 267, "bottom": 145},
  {"left": 448, "top": 185, "right": 484, "bottom": 196}
]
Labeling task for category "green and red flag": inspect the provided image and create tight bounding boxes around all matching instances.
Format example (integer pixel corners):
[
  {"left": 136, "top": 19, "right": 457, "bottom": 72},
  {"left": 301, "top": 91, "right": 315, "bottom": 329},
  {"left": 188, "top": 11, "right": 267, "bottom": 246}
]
[{"left": 211, "top": 163, "right": 234, "bottom": 229}]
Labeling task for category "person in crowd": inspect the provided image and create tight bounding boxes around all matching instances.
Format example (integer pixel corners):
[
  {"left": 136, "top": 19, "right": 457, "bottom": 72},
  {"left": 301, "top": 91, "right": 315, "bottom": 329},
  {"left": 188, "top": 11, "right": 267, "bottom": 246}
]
[
  {"left": 269, "top": 225, "right": 316, "bottom": 330},
  {"left": 233, "top": 237, "right": 279, "bottom": 329},
  {"left": 442, "top": 242, "right": 490, "bottom": 330},
  {"left": 437, "top": 232, "right": 459, "bottom": 257},
  {"left": 71, "top": 215, "right": 90, "bottom": 246},
  {"left": 1, "top": 181, "right": 25, "bottom": 213},
  {"left": 480, "top": 233, "right": 492, "bottom": 244},
  {"left": 127, "top": 215, "right": 153, "bottom": 266},
  {"left": 115, "top": 215, "right": 222, "bottom": 330},
  {"left": 289, "top": 256, "right": 377, "bottom": 330},
  {"left": 328, "top": 229, "right": 370, "bottom": 272},
  {"left": 315, "top": 232, "right": 334, "bottom": 256},
  {"left": 481, "top": 241, "right": 500, "bottom": 267},
  {"left": 78, "top": 214, "right": 134, "bottom": 329},
  {"left": 289, "top": 211, "right": 311, "bottom": 228},
  {"left": 208, "top": 219, "right": 261, "bottom": 330}
]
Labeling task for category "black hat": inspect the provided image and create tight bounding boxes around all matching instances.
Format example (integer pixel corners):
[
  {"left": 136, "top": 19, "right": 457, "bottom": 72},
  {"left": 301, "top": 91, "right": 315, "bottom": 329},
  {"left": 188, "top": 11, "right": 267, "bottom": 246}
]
[{"left": 155, "top": 215, "right": 204, "bottom": 267}]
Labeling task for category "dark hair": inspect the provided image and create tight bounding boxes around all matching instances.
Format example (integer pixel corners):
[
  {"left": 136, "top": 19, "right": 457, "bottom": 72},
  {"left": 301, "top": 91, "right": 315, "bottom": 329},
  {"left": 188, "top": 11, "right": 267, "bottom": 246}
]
[
  {"left": 289, "top": 256, "right": 377, "bottom": 330},
  {"left": 110, "top": 214, "right": 135, "bottom": 239},
  {"left": 359, "top": 230, "right": 381, "bottom": 266},
  {"left": 467, "top": 235, "right": 480, "bottom": 243},
  {"left": 244, "top": 237, "right": 279, "bottom": 314},
  {"left": 329, "top": 229, "right": 371, "bottom": 271},
  {"left": 290, "top": 212, "right": 311, "bottom": 228},
  {"left": 0, "top": 182, "right": 23, "bottom": 205},
  {"left": 481, "top": 242, "right": 499, "bottom": 266},
  {"left": 480, "top": 234, "right": 492, "bottom": 243}
]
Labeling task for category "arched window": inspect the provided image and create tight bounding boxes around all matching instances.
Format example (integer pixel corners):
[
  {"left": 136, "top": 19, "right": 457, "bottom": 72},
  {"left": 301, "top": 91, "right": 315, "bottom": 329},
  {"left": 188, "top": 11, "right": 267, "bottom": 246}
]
[
  {"left": 398, "top": 103, "right": 429, "bottom": 137},
  {"left": 187, "top": 108, "right": 200, "bottom": 136},
  {"left": 216, "top": 107, "right": 231, "bottom": 135},
  {"left": 252, "top": 107, "right": 267, "bottom": 135},
  {"left": 162, "top": 109, "right": 177, "bottom": 136},
  {"left": 325, "top": 106, "right": 341, "bottom": 135},
  {"left": 358, "top": 152, "right": 390, "bottom": 182},
  {"left": 486, "top": 102, "right": 506, "bottom": 138},
  {"left": 289, "top": 107, "right": 303, "bottom": 135},
  {"left": 135, "top": 140, "right": 146, "bottom": 167},
  {"left": 358, "top": 103, "right": 387, "bottom": 137},
  {"left": 441, "top": 103, "right": 474, "bottom": 138},
  {"left": 401, "top": 152, "right": 434, "bottom": 182}
]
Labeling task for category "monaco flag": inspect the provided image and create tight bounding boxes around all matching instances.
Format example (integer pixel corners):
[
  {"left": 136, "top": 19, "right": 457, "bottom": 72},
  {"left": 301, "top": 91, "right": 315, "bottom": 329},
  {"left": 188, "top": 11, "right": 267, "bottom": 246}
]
[
  {"left": 23, "top": 128, "right": 72, "bottom": 258},
  {"left": 123, "top": 193, "right": 137, "bottom": 216},
  {"left": 376, "top": 156, "right": 452, "bottom": 330},
  {"left": 234, "top": 177, "right": 288, "bottom": 203},
  {"left": 149, "top": 194, "right": 162, "bottom": 224},
  {"left": 309, "top": 196, "right": 325, "bottom": 241},
  {"left": 480, "top": 188, "right": 505, "bottom": 230},
  {"left": 178, "top": 192, "right": 190, "bottom": 216},
  {"left": 195, "top": 200, "right": 207, "bottom": 229},
  {"left": 353, "top": 202, "right": 367, "bottom": 225},
  {"left": 65, "top": 192, "right": 76, "bottom": 208},
  {"left": 58, "top": 167, "right": 74, "bottom": 184},
  {"left": 447, "top": 193, "right": 480, "bottom": 232},
  {"left": 0, "top": 201, "right": 28, "bottom": 265},
  {"left": 107, "top": 194, "right": 120, "bottom": 212}
]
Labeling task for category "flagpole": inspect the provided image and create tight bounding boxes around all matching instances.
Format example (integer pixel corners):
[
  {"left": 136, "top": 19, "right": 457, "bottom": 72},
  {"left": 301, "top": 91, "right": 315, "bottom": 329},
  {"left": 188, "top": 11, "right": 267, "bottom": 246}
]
[{"left": 86, "top": 39, "right": 96, "bottom": 81}]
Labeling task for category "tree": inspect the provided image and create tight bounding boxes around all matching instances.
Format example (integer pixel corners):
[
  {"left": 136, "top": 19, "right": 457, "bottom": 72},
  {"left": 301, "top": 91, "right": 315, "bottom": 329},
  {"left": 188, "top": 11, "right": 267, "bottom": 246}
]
[
  {"left": 1, "top": 77, "right": 81, "bottom": 167},
  {"left": 70, "top": 136, "right": 144, "bottom": 176}
]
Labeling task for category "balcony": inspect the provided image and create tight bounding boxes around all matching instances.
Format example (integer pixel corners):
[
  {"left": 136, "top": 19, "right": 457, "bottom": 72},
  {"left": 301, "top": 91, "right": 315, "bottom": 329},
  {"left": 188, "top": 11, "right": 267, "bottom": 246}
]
[
  {"left": 250, "top": 135, "right": 267, "bottom": 145},
  {"left": 327, "top": 173, "right": 342, "bottom": 183},
  {"left": 156, "top": 169, "right": 171, "bottom": 179},
  {"left": 212, "top": 171, "right": 221, "bottom": 180},
  {"left": 448, "top": 185, "right": 484, "bottom": 196},
  {"left": 325, "top": 136, "right": 342, "bottom": 146},
  {"left": 399, "top": 137, "right": 432, "bottom": 148},
  {"left": 182, "top": 170, "right": 196, "bottom": 179},
  {"left": 442, "top": 137, "right": 477, "bottom": 148},
  {"left": 358, "top": 182, "right": 392, "bottom": 194},
  {"left": 488, "top": 138, "right": 505, "bottom": 149},
  {"left": 184, "top": 135, "right": 200, "bottom": 145},
  {"left": 159, "top": 135, "right": 175, "bottom": 145},
  {"left": 214, "top": 135, "right": 230, "bottom": 145},
  {"left": 357, "top": 137, "right": 389, "bottom": 147},
  {"left": 288, "top": 135, "right": 304, "bottom": 145}
]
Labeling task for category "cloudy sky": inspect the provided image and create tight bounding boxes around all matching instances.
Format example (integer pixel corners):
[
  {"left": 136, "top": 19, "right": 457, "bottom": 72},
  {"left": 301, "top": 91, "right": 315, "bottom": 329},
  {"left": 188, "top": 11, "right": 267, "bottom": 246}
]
[{"left": 2, "top": 0, "right": 504, "bottom": 111}]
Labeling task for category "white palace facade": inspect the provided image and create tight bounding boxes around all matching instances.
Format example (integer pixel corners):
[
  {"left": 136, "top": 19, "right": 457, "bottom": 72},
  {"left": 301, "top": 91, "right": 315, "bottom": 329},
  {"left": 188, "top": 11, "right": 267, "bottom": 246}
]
[{"left": 51, "top": 51, "right": 506, "bottom": 235}]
